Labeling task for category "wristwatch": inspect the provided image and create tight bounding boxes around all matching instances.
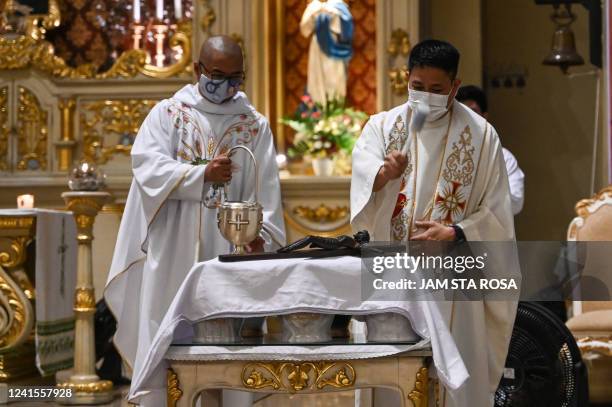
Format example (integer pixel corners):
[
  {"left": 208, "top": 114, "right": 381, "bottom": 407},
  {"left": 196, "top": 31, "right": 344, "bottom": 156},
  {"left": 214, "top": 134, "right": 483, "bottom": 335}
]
[{"left": 451, "top": 224, "right": 466, "bottom": 242}]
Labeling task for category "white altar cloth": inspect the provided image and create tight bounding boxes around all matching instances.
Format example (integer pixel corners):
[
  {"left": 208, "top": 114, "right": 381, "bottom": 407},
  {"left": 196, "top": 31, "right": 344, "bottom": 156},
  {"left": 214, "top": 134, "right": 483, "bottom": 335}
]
[
  {"left": 128, "top": 256, "right": 469, "bottom": 405},
  {"left": 0, "top": 209, "right": 77, "bottom": 375}
]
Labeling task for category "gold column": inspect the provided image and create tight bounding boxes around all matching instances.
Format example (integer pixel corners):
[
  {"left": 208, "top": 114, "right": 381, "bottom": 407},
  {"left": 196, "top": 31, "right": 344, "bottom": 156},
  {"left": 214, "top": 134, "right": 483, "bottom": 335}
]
[
  {"left": 0, "top": 215, "right": 36, "bottom": 380},
  {"left": 57, "top": 192, "right": 113, "bottom": 404},
  {"left": 55, "top": 98, "right": 77, "bottom": 172}
]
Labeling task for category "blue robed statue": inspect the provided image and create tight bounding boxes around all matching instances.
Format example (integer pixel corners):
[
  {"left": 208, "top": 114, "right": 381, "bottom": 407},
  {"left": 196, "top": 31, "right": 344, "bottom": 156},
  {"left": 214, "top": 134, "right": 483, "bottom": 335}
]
[{"left": 300, "top": 0, "right": 354, "bottom": 105}]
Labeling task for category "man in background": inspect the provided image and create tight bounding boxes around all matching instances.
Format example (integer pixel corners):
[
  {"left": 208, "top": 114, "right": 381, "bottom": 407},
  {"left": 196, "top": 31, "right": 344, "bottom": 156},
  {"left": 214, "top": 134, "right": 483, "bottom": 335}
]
[{"left": 457, "top": 85, "right": 525, "bottom": 215}]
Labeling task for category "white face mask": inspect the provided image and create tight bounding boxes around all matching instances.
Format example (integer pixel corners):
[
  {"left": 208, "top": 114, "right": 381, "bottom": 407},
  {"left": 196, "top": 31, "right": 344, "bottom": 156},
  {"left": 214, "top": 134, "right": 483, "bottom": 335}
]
[{"left": 408, "top": 89, "right": 453, "bottom": 131}]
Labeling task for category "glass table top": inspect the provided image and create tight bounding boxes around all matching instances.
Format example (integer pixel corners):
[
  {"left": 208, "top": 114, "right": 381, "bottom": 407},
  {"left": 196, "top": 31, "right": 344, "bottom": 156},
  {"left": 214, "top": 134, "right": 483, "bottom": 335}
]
[{"left": 171, "top": 333, "right": 424, "bottom": 347}]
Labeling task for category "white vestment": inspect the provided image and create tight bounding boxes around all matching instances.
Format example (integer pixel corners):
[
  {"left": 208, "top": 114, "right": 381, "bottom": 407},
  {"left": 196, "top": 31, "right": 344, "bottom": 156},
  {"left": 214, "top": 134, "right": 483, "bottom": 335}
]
[
  {"left": 300, "top": 0, "right": 348, "bottom": 105},
  {"left": 105, "top": 84, "right": 286, "bottom": 406},
  {"left": 350, "top": 101, "right": 518, "bottom": 406},
  {"left": 502, "top": 147, "right": 525, "bottom": 215}
]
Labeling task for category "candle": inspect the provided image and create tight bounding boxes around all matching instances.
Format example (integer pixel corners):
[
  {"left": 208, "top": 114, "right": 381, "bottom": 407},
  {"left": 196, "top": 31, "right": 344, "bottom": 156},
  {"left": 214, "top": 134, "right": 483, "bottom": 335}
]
[
  {"left": 133, "top": 0, "right": 141, "bottom": 23},
  {"left": 156, "top": 0, "right": 164, "bottom": 21},
  {"left": 174, "top": 0, "right": 182, "bottom": 20},
  {"left": 17, "top": 194, "right": 34, "bottom": 209}
]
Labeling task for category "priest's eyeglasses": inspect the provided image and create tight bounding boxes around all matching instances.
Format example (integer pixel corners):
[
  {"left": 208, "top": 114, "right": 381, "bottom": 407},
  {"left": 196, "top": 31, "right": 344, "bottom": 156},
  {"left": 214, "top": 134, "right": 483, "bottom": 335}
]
[{"left": 198, "top": 62, "right": 245, "bottom": 87}]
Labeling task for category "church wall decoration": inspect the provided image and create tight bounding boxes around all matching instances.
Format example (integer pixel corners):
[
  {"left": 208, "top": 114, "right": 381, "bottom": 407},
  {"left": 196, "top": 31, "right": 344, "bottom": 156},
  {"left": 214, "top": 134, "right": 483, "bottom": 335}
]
[
  {"left": 17, "top": 87, "right": 48, "bottom": 171},
  {"left": 0, "top": 87, "right": 8, "bottom": 171},
  {"left": 283, "top": 0, "right": 377, "bottom": 116},
  {"left": 387, "top": 28, "right": 410, "bottom": 96},
  {"left": 79, "top": 99, "right": 159, "bottom": 164}
]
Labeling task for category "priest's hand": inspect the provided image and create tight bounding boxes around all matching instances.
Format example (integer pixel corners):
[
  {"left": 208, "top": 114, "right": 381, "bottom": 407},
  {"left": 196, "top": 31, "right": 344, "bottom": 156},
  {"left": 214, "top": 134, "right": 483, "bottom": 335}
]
[
  {"left": 204, "top": 154, "right": 232, "bottom": 183},
  {"left": 373, "top": 151, "right": 408, "bottom": 192},
  {"left": 246, "top": 236, "right": 265, "bottom": 253},
  {"left": 410, "top": 221, "right": 456, "bottom": 241}
]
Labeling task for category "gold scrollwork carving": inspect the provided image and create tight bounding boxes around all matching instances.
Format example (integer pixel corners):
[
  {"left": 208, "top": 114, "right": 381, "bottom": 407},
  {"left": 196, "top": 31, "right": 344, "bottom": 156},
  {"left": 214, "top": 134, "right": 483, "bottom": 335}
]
[
  {"left": 0, "top": 19, "right": 191, "bottom": 79},
  {"left": 74, "top": 288, "right": 96, "bottom": 313},
  {"left": 574, "top": 186, "right": 612, "bottom": 219},
  {"left": 65, "top": 197, "right": 104, "bottom": 241},
  {"left": 0, "top": 36, "right": 97, "bottom": 78},
  {"left": 25, "top": 0, "right": 60, "bottom": 41},
  {"left": 167, "top": 368, "right": 183, "bottom": 407},
  {"left": 389, "top": 66, "right": 409, "bottom": 96},
  {"left": 388, "top": 29, "right": 411, "bottom": 57},
  {"left": 139, "top": 20, "right": 193, "bottom": 79},
  {"left": 577, "top": 336, "right": 612, "bottom": 357},
  {"left": 242, "top": 362, "right": 356, "bottom": 393},
  {"left": 0, "top": 236, "right": 29, "bottom": 270},
  {"left": 80, "top": 99, "right": 158, "bottom": 164},
  {"left": 57, "top": 380, "right": 113, "bottom": 393},
  {"left": 200, "top": 0, "right": 217, "bottom": 33},
  {"left": 0, "top": 266, "right": 34, "bottom": 351},
  {"left": 568, "top": 185, "right": 612, "bottom": 240},
  {"left": 283, "top": 212, "right": 351, "bottom": 238},
  {"left": 0, "top": 86, "right": 8, "bottom": 171},
  {"left": 17, "top": 86, "right": 48, "bottom": 171},
  {"left": 408, "top": 367, "right": 429, "bottom": 407},
  {"left": 293, "top": 204, "right": 349, "bottom": 224},
  {"left": 387, "top": 28, "right": 411, "bottom": 96}
]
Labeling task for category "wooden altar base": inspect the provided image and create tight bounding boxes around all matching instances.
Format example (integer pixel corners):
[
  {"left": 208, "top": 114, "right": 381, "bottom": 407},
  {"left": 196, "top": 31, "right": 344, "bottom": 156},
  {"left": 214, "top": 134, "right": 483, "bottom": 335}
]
[{"left": 167, "top": 351, "right": 431, "bottom": 407}]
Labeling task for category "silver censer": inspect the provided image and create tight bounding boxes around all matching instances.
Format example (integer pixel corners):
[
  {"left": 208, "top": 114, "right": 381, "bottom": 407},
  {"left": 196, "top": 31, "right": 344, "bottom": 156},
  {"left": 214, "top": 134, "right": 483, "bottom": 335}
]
[{"left": 216, "top": 145, "right": 263, "bottom": 254}]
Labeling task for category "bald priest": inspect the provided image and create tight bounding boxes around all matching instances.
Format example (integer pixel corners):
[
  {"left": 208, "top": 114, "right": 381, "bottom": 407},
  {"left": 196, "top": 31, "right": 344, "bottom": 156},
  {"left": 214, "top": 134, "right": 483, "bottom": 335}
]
[{"left": 105, "top": 36, "right": 286, "bottom": 405}]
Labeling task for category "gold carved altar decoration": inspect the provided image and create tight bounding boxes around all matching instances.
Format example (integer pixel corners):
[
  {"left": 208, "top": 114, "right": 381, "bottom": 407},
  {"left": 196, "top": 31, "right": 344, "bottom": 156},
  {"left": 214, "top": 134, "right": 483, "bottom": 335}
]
[
  {"left": 0, "top": 86, "right": 8, "bottom": 171},
  {"left": 293, "top": 204, "right": 349, "bottom": 224},
  {"left": 0, "top": 214, "right": 37, "bottom": 380},
  {"left": 200, "top": 0, "right": 216, "bottom": 33},
  {"left": 242, "top": 361, "right": 356, "bottom": 393},
  {"left": 408, "top": 366, "right": 429, "bottom": 407},
  {"left": 167, "top": 368, "right": 183, "bottom": 407},
  {"left": 0, "top": 5, "right": 192, "bottom": 81},
  {"left": 56, "top": 98, "right": 76, "bottom": 172},
  {"left": 17, "top": 86, "right": 48, "bottom": 171},
  {"left": 80, "top": 99, "right": 158, "bottom": 164},
  {"left": 387, "top": 29, "right": 411, "bottom": 96}
]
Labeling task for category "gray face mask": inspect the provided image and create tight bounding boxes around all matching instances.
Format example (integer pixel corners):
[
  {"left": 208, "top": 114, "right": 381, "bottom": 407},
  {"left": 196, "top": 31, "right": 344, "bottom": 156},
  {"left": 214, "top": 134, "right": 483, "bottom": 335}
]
[{"left": 198, "top": 73, "right": 241, "bottom": 104}]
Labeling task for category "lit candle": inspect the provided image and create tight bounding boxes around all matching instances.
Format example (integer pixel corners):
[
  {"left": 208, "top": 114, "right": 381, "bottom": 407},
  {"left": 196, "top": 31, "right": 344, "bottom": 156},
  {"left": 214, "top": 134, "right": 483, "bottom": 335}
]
[
  {"left": 174, "top": 0, "right": 182, "bottom": 20},
  {"left": 156, "top": 0, "right": 164, "bottom": 21},
  {"left": 133, "top": 0, "right": 141, "bottom": 23},
  {"left": 17, "top": 194, "right": 34, "bottom": 209}
]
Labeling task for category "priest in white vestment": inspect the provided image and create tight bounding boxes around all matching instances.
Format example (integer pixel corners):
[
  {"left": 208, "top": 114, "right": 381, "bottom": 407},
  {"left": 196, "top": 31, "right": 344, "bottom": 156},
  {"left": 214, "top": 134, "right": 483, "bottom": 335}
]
[
  {"left": 105, "top": 36, "right": 285, "bottom": 405},
  {"left": 351, "top": 40, "right": 517, "bottom": 406}
]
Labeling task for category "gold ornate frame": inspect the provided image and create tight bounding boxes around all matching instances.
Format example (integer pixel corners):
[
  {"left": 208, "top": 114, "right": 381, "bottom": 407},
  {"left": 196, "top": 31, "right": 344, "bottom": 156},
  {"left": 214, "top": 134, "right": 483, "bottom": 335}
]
[{"left": 0, "top": 1, "right": 192, "bottom": 80}]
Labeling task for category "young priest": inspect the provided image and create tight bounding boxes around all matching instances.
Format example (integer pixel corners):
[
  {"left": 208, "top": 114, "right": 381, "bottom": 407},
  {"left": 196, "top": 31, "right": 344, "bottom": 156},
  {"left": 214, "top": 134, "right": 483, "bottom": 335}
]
[{"left": 351, "top": 39, "right": 516, "bottom": 406}]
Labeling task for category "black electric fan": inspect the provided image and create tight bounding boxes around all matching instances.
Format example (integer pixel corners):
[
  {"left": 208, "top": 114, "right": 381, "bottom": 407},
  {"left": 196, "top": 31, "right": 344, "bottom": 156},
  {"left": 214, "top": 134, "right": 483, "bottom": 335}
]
[{"left": 495, "top": 302, "right": 588, "bottom": 407}]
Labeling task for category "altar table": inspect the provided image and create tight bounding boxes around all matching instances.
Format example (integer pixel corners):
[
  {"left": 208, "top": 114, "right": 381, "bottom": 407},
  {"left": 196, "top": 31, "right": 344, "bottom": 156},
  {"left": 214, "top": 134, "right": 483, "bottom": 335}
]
[
  {"left": 0, "top": 209, "right": 77, "bottom": 380},
  {"left": 165, "top": 339, "right": 432, "bottom": 407},
  {"left": 128, "top": 256, "right": 467, "bottom": 406}
]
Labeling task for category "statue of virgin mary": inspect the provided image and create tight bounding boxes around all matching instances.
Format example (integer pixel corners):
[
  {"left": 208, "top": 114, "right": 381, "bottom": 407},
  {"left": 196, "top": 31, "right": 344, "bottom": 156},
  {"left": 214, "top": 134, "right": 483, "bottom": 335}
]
[{"left": 300, "top": 0, "right": 354, "bottom": 105}]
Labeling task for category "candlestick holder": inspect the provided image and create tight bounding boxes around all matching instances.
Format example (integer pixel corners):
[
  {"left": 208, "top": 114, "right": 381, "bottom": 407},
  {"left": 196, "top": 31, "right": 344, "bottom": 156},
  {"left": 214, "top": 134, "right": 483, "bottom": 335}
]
[
  {"left": 152, "top": 24, "right": 169, "bottom": 67},
  {"left": 56, "top": 192, "right": 113, "bottom": 405},
  {"left": 132, "top": 23, "right": 145, "bottom": 50}
]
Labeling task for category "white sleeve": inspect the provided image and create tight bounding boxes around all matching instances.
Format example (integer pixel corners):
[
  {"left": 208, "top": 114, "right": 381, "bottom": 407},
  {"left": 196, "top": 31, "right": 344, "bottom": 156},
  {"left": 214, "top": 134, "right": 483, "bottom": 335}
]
[
  {"left": 502, "top": 148, "right": 525, "bottom": 215},
  {"left": 350, "top": 117, "right": 401, "bottom": 239}
]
